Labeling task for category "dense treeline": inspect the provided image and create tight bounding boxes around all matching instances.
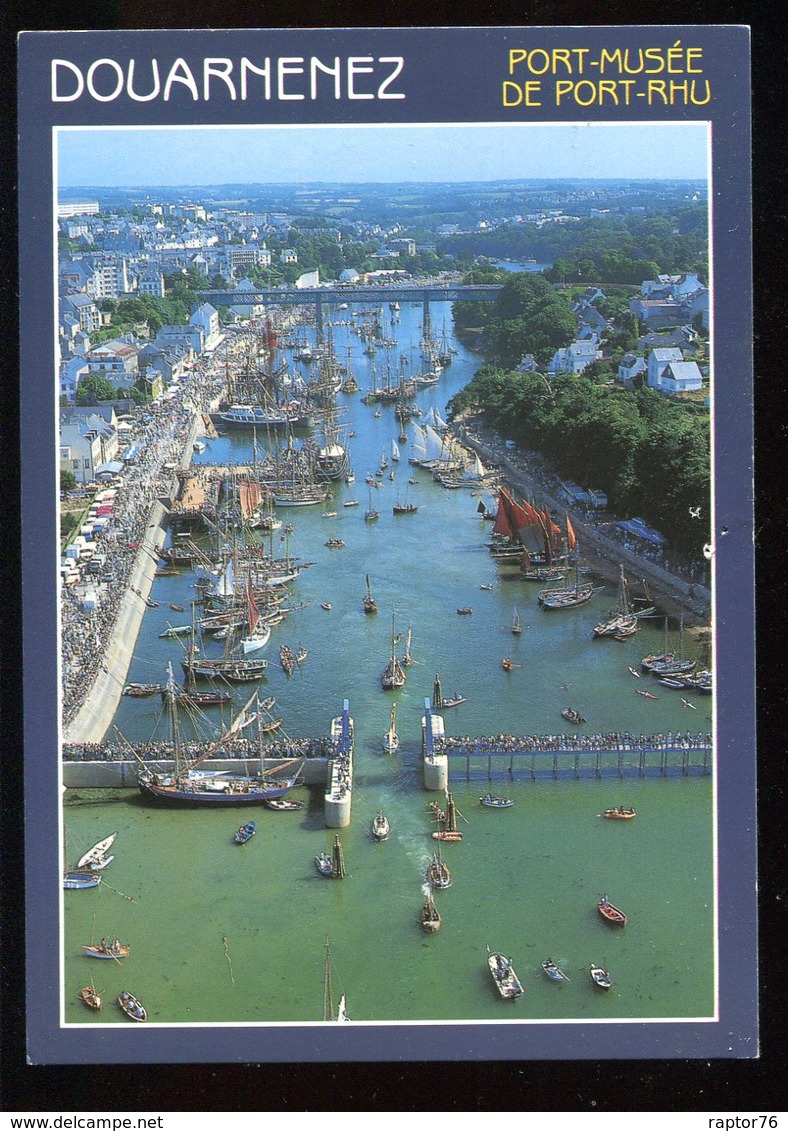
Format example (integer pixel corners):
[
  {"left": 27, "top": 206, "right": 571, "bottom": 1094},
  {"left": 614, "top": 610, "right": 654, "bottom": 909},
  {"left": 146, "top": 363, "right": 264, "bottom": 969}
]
[
  {"left": 448, "top": 366, "right": 710, "bottom": 557},
  {"left": 439, "top": 206, "right": 708, "bottom": 286}
]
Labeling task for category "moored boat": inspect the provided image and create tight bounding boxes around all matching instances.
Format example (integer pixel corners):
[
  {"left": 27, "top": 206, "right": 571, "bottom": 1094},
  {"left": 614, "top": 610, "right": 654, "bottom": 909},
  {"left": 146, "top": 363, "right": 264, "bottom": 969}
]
[
  {"left": 118, "top": 991, "right": 146, "bottom": 1021},
  {"left": 63, "top": 870, "right": 102, "bottom": 890},
  {"left": 138, "top": 667, "right": 303, "bottom": 806},
  {"left": 122, "top": 683, "right": 163, "bottom": 697},
  {"left": 264, "top": 797, "right": 303, "bottom": 811},
  {"left": 315, "top": 851, "right": 333, "bottom": 876},
  {"left": 597, "top": 894, "right": 628, "bottom": 926},
  {"left": 487, "top": 947, "right": 524, "bottom": 999},
  {"left": 76, "top": 833, "right": 117, "bottom": 869}
]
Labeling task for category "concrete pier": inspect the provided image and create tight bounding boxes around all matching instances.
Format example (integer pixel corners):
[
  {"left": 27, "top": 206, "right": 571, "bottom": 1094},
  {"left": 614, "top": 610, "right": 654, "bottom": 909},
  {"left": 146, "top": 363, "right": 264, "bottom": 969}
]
[
  {"left": 324, "top": 700, "right": 353, "bottom": 828},
  {"left": 422, "top": 700, "right": 448, "bottom": 792}
]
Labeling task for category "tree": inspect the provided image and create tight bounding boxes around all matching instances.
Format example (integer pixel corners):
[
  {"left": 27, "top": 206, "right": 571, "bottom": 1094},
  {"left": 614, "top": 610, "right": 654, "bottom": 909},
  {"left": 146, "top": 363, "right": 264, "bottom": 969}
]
[
  {"left": 60, "top": 469, "right": 77, "bottom": 493},
  {"left": 76, "top": 374, "right": 116, "bottom": 405}
]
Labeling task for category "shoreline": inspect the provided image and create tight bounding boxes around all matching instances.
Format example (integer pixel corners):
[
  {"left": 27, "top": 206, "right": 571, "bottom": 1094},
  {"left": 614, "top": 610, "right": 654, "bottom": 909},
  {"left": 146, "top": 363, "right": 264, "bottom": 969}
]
[{"left": 455, "top": 415, "right": 711, "bottom": 630}]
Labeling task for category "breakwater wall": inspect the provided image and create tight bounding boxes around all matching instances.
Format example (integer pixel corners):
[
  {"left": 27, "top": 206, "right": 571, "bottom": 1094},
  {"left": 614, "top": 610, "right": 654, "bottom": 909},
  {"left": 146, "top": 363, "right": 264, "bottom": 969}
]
[
  {"left": 63, "top": 757, "right": 330, "bottom": 789},
  {"left": 63, "top": 409, "right": 205, "bottom": 745}
]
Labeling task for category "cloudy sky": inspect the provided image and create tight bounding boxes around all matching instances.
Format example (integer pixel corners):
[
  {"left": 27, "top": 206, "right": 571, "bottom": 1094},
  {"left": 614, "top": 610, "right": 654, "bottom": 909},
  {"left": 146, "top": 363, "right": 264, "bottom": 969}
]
[{"left": 57, "top": 122, "right": 709, "bottom": 186}]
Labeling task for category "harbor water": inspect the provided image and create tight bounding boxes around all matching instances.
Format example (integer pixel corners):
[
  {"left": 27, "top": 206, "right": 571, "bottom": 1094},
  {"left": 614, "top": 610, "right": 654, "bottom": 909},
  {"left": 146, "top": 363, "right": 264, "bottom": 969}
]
[{"left": 64, "top": 299, "right": 715, "bottom": 1025}]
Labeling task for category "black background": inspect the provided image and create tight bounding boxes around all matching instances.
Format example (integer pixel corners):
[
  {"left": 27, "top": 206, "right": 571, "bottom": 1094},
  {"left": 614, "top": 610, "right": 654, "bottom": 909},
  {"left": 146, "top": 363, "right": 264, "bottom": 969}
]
[{"left": 1, "top": 0, "right": 783, "bottom": 1114}]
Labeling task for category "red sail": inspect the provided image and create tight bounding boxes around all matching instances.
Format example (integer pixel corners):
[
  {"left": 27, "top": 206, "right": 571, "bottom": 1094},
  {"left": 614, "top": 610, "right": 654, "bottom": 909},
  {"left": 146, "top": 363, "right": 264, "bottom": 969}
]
[
  {"left": 493, "top": 488, "right": 516, "bottom": 540},
  {"left": 566, "top": 514, "right": 577, "bottom": 551},
  {"left": 246, "top": 577, "right": 260, "bottom": 636}
]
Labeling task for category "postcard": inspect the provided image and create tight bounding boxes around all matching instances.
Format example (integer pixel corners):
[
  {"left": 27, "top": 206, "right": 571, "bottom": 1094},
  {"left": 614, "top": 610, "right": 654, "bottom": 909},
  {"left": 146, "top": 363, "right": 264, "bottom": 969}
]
[{"left": 18, "top": 25, "right": 756, "bottom": 1064}]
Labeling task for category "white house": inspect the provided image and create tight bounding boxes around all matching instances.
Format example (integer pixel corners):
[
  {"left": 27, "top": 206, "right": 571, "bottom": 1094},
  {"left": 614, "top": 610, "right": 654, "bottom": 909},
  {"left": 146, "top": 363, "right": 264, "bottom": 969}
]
[
  {"left": 617, "top": 353, "right": 647, "bottom": 385},
  {"left": 647, "top": 347, "right": 702, "bottom": 394},
  {"left": 189, "top": 302, "right": 221, "bottom": 350},
  {"left": 548, "top": 338, "right": 602, "bottom": 375}
]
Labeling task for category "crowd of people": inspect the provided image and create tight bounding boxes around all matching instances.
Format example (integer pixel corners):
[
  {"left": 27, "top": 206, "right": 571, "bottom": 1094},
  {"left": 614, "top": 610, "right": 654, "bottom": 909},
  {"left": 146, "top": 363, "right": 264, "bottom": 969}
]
[
  {"left": 61, "top": 342, "right": 230, "bottom": 724},
  {"left": 434, "top": 731, "right": 713, "bottom": 756},
  {"left": 62, "top": 733, "right": 344, "bottom": 763}
]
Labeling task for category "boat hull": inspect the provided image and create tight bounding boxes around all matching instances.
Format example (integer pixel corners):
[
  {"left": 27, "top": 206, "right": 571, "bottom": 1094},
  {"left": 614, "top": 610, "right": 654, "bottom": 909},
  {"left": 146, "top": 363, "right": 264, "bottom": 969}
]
[{"left": 138, "top": 774, "right": 298, "bottom": 805}]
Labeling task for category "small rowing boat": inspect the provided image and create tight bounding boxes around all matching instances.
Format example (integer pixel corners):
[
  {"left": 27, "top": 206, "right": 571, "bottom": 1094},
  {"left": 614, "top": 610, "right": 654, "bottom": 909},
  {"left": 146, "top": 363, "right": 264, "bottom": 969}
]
[
  {"left": 602, "top": 807, "right": 636, "bottom": 820},
  {"left": 80, "top": 985, "right": 102, "bottom": 1011},
  {"left": 542, "top": 958, "right": 570, "bottom": 983},
  {"left": 234, "top": 821, "right": 256, "bottom": 844},
  {"left": 118, "top": 991, "right": 146, "bottom": 1021},
  {"left": 264, "top": 797, "right": 303, "bottom": 811},
  {"left": 561, "top": 707, "right": 586, "bottom": 724},
  {"left": 590, "top": 964, "right": 612, "bottom": 989},
  {"left": 487, "top": 946, "right": 524, "bottom": 1000},
  {"left": 636, "top": 689, "right": 659, "bottom": 699},
  {"left": 597, "top": 894, "right": 628, "bottom": 926},
  {"left": 479, "top": 793, "right": 514, "bottom": 809},
  {"left": 82, "top": 938, "right": 129, "bottom": 960}
]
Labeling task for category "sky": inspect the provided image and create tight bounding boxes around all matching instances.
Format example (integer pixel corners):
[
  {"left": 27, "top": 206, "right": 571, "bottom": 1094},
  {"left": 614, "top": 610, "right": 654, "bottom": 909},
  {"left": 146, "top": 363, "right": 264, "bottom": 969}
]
[{"left": 57, "top": 122, "right": 709, "bottom": 187}]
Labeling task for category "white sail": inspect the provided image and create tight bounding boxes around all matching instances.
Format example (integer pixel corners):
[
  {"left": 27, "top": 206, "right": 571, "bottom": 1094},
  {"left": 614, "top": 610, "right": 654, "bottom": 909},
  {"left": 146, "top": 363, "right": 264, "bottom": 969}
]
[{"left": 391, "top": 438, "right": 400, "bottom": 461}]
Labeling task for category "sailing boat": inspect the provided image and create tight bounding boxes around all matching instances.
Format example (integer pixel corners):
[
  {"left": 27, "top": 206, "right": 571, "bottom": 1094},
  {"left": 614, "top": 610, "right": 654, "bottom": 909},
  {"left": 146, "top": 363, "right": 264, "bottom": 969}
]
[
  {"left": 421, "top": 890, "right": 442, "bottom": 932},
  {"left": 382, "top": 704, "right": 399, "bottom": 753},
  {"left": 240, "top": 578, "right": 272, "bottom": 655},
  {"left": 593, "top": 564, "right": 638, "bottom": 639},
  {"left": 323, "top": 939, "right": 349, "bottom": 1022},
  {"left": 381, "top": 614, "right": 407, "bottom": 689},
  {"left": 363, "top": 574, "right": 378, "bottom": 614},
  {"left": 390, "top": 437, "right": 400, "bottom": 463},
  {"left": 137, "top": 666, "right": 302, "bottom": 805},
  {"left": 512, "top": 607, "right": 522, "bottom": 635},
  {"left": 401, "top": 624, "right": 413, "bottom": 667},
  {"left": 364, "top": 487, "right": 379, "bottom": 522},
  {"left": 427, "top": 847, "right": 451, "bottom": 888}
]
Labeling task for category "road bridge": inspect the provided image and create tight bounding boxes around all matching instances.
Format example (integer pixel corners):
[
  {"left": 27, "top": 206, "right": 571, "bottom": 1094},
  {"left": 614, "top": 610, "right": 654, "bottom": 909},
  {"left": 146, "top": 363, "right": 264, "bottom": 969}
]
[{"left": 198, "top": 283, "right": 502, "bottom": 338}]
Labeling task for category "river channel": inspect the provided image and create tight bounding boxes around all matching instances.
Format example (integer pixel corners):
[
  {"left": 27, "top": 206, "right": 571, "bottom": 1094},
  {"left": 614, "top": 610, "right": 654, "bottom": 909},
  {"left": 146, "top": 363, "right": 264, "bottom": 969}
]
[{"left": 63, "top": 294, "right": 715, "bottom": 1027}]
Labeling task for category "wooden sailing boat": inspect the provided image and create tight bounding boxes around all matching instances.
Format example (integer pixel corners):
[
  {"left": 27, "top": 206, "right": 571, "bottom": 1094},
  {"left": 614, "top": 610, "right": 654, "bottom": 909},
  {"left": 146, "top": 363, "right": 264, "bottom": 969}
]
[
  {"left": 382, "top": 704, "right": 399, "bottom": 753},
  {"left": 594, "top": 564, "right": 638, "bottom": 639},
  {"left": 323, "top": 939, "right": 349, "bottom": 1022},
  {"left": 421, "top": 890, "right": 442, "bottom": 932},
  {"left": 427, "top": 846, "right": 451, "bottom": 888},
  {"left": 137, "top": 666, "right": 302, "bottom": 805},
  {"left": 381, "top": 613, "right": 407, "bottom": 689},
  {"left": 512, "top": 607, "right": 522, "bottom": 635},
  {"left": 363, "top": 574, "right": 378, "bottom": 614}
]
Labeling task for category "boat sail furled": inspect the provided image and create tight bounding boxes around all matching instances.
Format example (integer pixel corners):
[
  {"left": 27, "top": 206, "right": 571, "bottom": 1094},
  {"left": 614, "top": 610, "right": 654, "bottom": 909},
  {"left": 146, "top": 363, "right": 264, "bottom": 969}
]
[
  {"left": 137, "top": 665, "right": 302, "bottom": 805},
  {"left": 381, "top": 613, "right": 407, "bottom": 690}
]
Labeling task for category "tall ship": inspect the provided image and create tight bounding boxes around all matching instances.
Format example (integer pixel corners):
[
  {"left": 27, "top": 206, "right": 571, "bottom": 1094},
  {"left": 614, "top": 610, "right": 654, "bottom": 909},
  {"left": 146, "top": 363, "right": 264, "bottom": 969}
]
[{"left": 138, "top": 666, "right": 302, "bottom": 805}]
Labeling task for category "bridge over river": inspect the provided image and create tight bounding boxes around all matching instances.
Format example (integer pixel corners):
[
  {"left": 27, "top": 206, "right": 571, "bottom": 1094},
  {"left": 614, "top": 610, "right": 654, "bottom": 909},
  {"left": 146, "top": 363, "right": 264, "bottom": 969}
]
[
  {"left": 421, "top": 701, "right": 712, "bottom": 787},
  {"left": 198, "top": 283, "right": 502, "bottom": 337}
]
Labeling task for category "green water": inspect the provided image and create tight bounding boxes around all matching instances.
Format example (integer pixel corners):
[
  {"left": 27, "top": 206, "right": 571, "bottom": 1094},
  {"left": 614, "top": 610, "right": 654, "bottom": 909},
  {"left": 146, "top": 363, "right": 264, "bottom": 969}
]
[{"left": 64, "top": 301, "right": 715, "bottom": 1025}]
